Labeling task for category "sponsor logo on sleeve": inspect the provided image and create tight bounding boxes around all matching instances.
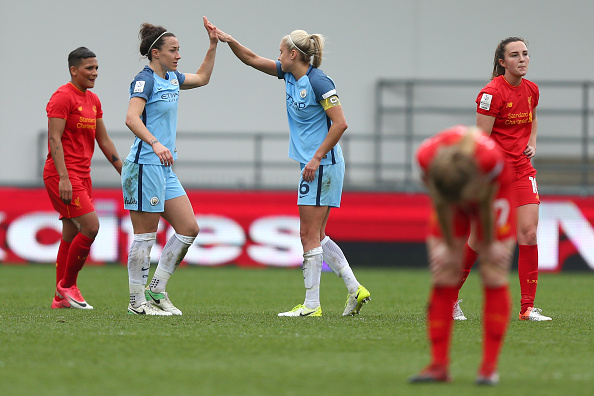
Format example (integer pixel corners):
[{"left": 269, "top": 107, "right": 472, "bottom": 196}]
[
  {"left": 479, "top": 93, "right": 492, "bottom": 110},
  {"left": 134, "top": 81, "right": 145, "bottom": 93}
]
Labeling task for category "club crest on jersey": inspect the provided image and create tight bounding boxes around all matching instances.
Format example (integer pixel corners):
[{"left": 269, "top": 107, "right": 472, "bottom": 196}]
[
  {"left": 300, "top": 89, "right": 307, "bottom": 99},
  {"left": 171, "top": 79, "right": 179, "bottom": 86},
  {"left": 150, "top": 197, "right": 160, "bottom": 206}
]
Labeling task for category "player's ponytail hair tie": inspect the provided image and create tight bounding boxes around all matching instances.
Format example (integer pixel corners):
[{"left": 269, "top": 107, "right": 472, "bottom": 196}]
[{"left": 148, "top": 31, "right": 169, "bottom": 54}]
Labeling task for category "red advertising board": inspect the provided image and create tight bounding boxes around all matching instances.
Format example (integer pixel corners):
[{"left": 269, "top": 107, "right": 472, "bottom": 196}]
[{"left": 0, "top": 187, "right": 592, "bottom": 271}]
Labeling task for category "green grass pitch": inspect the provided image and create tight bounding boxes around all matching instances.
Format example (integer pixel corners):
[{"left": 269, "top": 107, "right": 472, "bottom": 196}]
[{"left": 0, "top": 264, "right": 592, "bottom": 396}]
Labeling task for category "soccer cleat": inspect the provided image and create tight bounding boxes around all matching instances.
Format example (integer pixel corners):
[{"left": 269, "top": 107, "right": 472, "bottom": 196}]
[
  {"left": 128, "top": 302, "right": 173, "bottom": 316},
  {"left": 343, "top": 285, "right": 371, "bottom": 316},
  {"left": 51, "top": 295, "right": 69, "bottom": 309},
  {"left": 278, "top": 304, "right": 322, "bottom": 317},
  {"left": 408, "top": 364, "right": 451, "bottom": 383},
  {"left": 476, "top": 371, "right": 500, "bottom": 386},
  {"left": 56, "top": 282, "right": 93, "bottom": 309},
  {"left": 145, "top": 288, "right": 182, "bottom": 315},
  {"left": 453, "top": 299, "right": 467, "bottom": 320},
  {"left": 519, "top": 307, "right": 552, "bottom": 321}
]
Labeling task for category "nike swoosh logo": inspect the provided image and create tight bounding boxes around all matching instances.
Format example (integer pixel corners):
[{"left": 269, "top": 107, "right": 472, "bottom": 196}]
[
  {"left": 146, "top": 291, "right": 162, "bottom": 304},
  {"left": 300, "top": 310, "right": 316, "bottom": 316},
  {"left": 141, "top": 267, "right": 150, "bottom": 271},
  {"left": 67, "top": 296, "right": 88, "bottom": 308}
]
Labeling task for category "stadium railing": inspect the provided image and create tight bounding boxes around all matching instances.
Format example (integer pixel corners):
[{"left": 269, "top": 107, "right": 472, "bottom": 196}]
[{"left": 37, "top": 79, "right": 594, "bottom": 194}]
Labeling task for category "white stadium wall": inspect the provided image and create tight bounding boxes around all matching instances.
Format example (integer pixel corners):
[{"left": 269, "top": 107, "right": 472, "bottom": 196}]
[{"left": 2, "top": 0, "right": 594, "bottom": 185}]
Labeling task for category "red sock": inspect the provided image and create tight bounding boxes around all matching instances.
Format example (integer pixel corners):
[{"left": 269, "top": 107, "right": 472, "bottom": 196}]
[
  {"left": 427, "top": 286, "right": 458, "bottom": 367},
  {"left": 61, "top": 233, "right": 94, "bottom": 288},
  {"left": 480, "top": 284, "right": 511, "bottom": 375},
  {"left": 518, "top": 245, "right": 538, "bottom": 314},
  {"left": 55, "top": 239, "right": 71, "bottom": 287},
  {"left": 455, "top": 242, "right": 478, "bottom": 298}
]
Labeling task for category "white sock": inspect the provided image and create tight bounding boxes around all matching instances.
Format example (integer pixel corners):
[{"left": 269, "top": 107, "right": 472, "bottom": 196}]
[
  {"left": 128, "top": 233, "right": 156, "bottom": 307},
  {"left": 303, "top": 246, "right": 323, "bottom": 309},
  {"left": 129, "top": 284, "right": 146, "bottom": 308},
  {"left": 321, "top": 236, "right": 360, "bottom": 294},
  {"left": 149, "top": 233, "right": 195, "bottom": 293}
]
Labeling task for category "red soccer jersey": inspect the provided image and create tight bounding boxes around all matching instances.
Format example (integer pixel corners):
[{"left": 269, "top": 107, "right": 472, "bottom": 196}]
[
  {"left": 43, "top": 82, "right": 103, "bottom": 178},
  {"left": 476, "top": 75, "right": 539, "bottom": 173},
  {"left": 417, "top": 125, "right": 515, "bottom": 241}
]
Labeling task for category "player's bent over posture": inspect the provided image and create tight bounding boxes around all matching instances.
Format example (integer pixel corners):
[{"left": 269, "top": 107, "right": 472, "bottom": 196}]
[{"left": 410, "top": 125, "right": 515, "bottom": 385}]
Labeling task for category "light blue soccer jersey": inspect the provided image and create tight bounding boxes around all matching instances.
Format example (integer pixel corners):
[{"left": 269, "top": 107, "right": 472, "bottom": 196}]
[
  {"left": 125, "top": 66, "right": 186, "bottom": 164},
  {"left": 276, "top": 61, "right": 344, "bottom": 166}
]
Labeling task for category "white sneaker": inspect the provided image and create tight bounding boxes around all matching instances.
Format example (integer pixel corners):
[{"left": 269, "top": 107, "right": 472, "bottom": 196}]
[
  {"left": 278, "top": 304, "right": 322, "bottom": 317},
  {"left": 519, "top": 307, "right": 552, "bottom": 321},
  {"left": 343, "top": 285, "right": 371, "bottom": 316},
  {"left": 146, "top": 288, "right": 182, "bottom": 315},
  {"left": 128, "top": 302, "right": 172, "bottom": 316},
  {"left": 453, "top": 299, "right": 467, "bottom": 320}
]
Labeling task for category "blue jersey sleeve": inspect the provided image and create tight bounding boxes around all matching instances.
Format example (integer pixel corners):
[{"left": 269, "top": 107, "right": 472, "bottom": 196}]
[
  {"left": 130, "top": 68, "right": 155, "bottom": 101},
  {"left": 308, "top": 68, "right": 337, "bottom": 102},
  {"left": 174, "top": 70, "right": 185, "bottom": 85},
  {"left": 276, "top": 61, "right": 285, "bottom": 80}
]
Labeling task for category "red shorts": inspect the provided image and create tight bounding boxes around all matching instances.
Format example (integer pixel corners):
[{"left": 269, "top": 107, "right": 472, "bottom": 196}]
[
  {"left": 44, "top": 174, "right": 95, "bottom": 219},
  {"left": 428, "top": 178, "right": 517, "bottom": 243},
  {"left": 513, "top": 167, "right": 540, "bottom": 207}
]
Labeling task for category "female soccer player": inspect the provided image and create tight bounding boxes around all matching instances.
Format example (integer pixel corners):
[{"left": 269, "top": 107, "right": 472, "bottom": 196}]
[
  {"left": 215, "top": 26, "right": 370, "bottom": 317},
  {"left": 45, "top": 47, "right": 122, "bottom": 309},
  {"left": 410, "top": 125, "right": 516, "bottom": 385},
  {"left": 455, "top": 37, "right": 551, "bottom": 321},
  {"left": 122, "top": 17, "right": 218, "bottom": 316}
]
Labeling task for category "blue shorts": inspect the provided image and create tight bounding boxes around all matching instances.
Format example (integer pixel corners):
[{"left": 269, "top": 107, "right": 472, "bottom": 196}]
[
  {"left": 297, "top": 161, "right": 344, "bottom": 207},
  {"left": 121, "top": 160, "right": 186, "bottom": 212}
]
